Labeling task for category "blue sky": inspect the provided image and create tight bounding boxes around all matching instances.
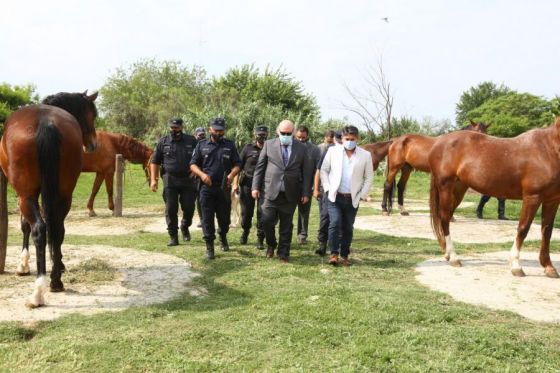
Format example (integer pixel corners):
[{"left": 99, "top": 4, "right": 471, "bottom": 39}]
[{"left": 1, "top": 0, "right": 559, "bottom": 124}]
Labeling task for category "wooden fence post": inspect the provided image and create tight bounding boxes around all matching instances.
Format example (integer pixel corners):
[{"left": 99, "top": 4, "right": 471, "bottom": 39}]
[
  {"left": 0, "top": 171, "right": 8, "bottom": 273},
  {"left": 113, "top": 154, "right": 124, "bottom": 217}
]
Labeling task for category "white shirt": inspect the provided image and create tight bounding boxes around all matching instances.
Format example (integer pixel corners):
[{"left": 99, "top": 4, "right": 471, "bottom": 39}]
[{"left": 338, "top": 151, "right": 355, "bottom": 193}]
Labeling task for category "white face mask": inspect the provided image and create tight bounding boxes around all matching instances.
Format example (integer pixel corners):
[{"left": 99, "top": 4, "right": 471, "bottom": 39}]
[{"left": 343, "top": 140, "right": 357, "bottom": 150}]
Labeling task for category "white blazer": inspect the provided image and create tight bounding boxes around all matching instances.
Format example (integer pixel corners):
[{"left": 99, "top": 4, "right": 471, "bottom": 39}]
[{"left": 320, "top": 145, "right": 374, "bottom": 208}]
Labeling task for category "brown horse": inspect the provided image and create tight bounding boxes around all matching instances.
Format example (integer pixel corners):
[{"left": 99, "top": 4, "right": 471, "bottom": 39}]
[
  {"left": 362, "top": 140, "right": 393, "bottom": 171},
  {"left": 429, "top": 117, "right": 560, "bottom": 278},
  {"left": 82, "top": 131, "right": 153, "bottom": 216},
  {"left": 0, "top": 91, "right": 98, "bottom": 307},
  {"left": 382, "top": 121, "right": 489, "bottom": 215}
]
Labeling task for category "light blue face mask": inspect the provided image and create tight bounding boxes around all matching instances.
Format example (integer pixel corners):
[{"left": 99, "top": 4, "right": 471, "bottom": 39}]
[
  {"left": 279, "top": 135, "right": 293, "bottom": 146},
  {"left": 343, "top": 140, "right": 357, "bottom": 150}
]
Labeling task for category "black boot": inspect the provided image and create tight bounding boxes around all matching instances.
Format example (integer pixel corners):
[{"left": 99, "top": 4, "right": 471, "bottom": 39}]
[
  {"left": 220, "top": 235, "right": 230, "bottom": 252},
  {"left": 256, "top": 237, "right": 265, "bottom": 250},
  {"left": 167, "top": 233, "right": 179, "bottom": 247},
  {"left": 240, "top": 230, "right": 249, "bottom": 245},
  {"left": 498, "top": 199, "right": 508, "bottom": 220},
  {"left": 476, "top": 199, "right": 486, "bottom": 219},
  {"left": 181, "top": 227, "right": 191, "bottom": 242},
  {"left": 205, "top": 241, "right": 215, "bottom": 259},
  {"left": 315, "top": 241, "right": 327, "bottom": 256}
]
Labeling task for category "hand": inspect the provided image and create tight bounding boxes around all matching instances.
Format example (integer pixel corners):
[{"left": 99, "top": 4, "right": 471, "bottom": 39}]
[
  {"left": 150, "top": 180, "right": 158, "bottom": 192},
  {"left": 313, "top": 189, "right": 321, "bottom": 200},
  {"left": 301, "top": 196, "right": 309, "bottom": 204},
  {"left": 200, "top": 173, "right": 212, "bottom": 186},
  {"left": 226, "top": 173, "right": 235, "bottom": 187},
  {"left": 233, "top": 186, "right": 239, "bottom": 195},
  {"left": 252, "top": 190, "right": 260, "bottom": 199}
]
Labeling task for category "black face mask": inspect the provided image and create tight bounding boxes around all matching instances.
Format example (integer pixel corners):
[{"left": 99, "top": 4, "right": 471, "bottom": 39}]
[
  {"left": 211, "top": 133, "right": 224, "bottom": 142},
  {"left": 256, "top": 135, "right": 267, "bottom": 144},
  {"left": 170, "top": 130, "right": 182, "bottom": 140}
]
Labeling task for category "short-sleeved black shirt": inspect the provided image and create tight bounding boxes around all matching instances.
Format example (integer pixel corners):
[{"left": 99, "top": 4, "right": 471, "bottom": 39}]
[
  {"left": 152, "top": 132, "right": 198, "bottom": 179},
  {"left": 190, "top": 138, "right": 241, "bottom": 185},
  {"left": 239, "top": 143, "right": 263, "bottom": 179}
]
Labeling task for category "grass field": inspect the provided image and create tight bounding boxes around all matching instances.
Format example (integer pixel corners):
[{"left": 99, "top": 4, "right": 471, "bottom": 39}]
[{"left": 1, "top": 165, "right": 559, "bottom": 371}]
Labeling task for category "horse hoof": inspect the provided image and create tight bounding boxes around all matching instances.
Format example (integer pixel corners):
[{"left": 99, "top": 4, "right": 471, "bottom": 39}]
[
  {"left": 16, "top": 271, "right": 31, "bottom": 276},
  {"left": 449, "top": 259, "right": 462, "bottom": 267},
  {"left": 25, "top": 301, "right": 44, "bottom": 309},
  {"left": 50, "top": 282, "right": 65, "bottom": 292},
  {"left": 400, "top": 211, "right": 409, "bottom": 216},
  {"left": 511, "top": 268, "right": 526, "bottom": 277},
  {"left": 382, "top": 211, "right": 389, "bottom": 216},
  {"left": 545, "top": 268, "right": 560, "bottom": 278},
  {"left": 88, "top": 210, "right": 97, "bottom": 217}
]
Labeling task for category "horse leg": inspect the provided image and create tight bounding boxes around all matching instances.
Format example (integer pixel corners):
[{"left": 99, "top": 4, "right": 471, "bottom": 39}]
[
  {"left": 538, "top": 201, "right": 559, "bottom": 278},
  {"left": 16, "top": 216, "right": 32, "bottom": 275},
  {"left": 510, "top": 196, "right": 541, "bottom": 277},
  {"left": 383, "top": 163, "right": 401, "bottom": 216},
  {"left": 105, "top": 173, "right": 114, "bottom": 212},
  {"left": 87, "top": 173, "right": 105, "bottom": 217},
  {"left": 439, "top": 181, "right": 461, "bottom": 267},
  {"left": 449, "top": 181, "right": 469, "bottom": 223},
  {"left": 20, "top": 198, "right": 48, "bottom": 308},
  {"left": 397, "top": 164, "right": 412, "bottom": 216}
]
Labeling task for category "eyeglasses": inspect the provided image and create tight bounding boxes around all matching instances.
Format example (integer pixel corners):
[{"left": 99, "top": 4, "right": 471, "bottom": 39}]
[{"left": 279, "top": 132, "right": 292, "bottom": 136}]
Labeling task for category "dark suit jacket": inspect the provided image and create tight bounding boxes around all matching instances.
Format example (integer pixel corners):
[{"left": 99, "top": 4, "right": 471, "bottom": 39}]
[{"left": 252, "top": 138, "right": 313, "bottom": 202}]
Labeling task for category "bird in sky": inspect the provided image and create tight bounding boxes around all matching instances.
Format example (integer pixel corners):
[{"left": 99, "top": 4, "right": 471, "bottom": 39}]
[{"left": 381, "top": 17, "right": 389, "bottom": 23}]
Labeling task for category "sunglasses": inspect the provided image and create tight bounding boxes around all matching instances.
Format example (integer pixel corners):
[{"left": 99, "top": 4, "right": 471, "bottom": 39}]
[{"left": 279, "top": 131, "right": 292, "bottom": 136}]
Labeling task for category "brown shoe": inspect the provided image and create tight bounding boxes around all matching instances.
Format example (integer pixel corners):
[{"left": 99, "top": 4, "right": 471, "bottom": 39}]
[
  {"left": 266, "top": 246, "right": 275, "bottom": 258},
  {"left": 340, "top": 257, "right": 351, "bottom": 267},
  {"left": 279, "top": 257, "right": 289, "bottom": 263},
  {"left": 329, "top": 254, "right": 339, "bottom": 266}
]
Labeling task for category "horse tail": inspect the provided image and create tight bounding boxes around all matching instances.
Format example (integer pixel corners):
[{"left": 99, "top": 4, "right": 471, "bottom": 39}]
[
  {"left": 429, "top": 173, "right": 445, "bottom": 248},
  {"left": 35, "top": 119, "right": 63, "bottom": 256}
]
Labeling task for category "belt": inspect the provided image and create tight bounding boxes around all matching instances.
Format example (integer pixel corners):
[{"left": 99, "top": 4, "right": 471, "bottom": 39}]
[{"left": 337, "top": 192, "right": 352, "bottom": 197}]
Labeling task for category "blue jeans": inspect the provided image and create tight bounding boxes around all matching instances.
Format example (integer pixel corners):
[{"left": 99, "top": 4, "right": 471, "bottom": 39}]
[{"left": 327, "top": 194, "right": 358, "bottom": 258}]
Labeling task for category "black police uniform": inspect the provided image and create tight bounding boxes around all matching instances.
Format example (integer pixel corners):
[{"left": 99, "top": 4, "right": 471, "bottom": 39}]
[
  {"left": 152, "top": 132, "right": 198, "bottom": 239},
  {"left": 239, "top": 143, "right": 265, "bottom": 244},
  {"left": 297, "top": 141, "right": 321, "bottom": 243},
  {"left": 190, "top": 138, "right": 241, "bottom": 243}
]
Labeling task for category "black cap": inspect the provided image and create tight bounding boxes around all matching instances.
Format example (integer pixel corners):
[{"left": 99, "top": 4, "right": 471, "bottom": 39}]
[
  {"left": 209, "top": 117, "right": 226, "bottom": 131},
  {"left": 255, "top": 126, "right": 268, "bottom": 135},
  {"left": 169, "top": 117, "right": 183, "bottom": 127},
  {"left": 334, "top": 131, "right": 342, "bottom": 139},
  {"left": 195, "top": 127, "right": 205, "bottom": 134}
]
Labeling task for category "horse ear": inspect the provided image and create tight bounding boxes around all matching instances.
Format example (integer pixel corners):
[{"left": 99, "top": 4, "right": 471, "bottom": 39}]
[
  {"left": 85, "top": 90, "right": 99, "bottom": 102},
  {"left": 469, "top": 119, "right": 476, "bottom": 125}
]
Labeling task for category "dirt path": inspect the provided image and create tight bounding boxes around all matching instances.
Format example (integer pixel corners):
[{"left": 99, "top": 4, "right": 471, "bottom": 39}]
[{"left": 0, "top": 245, "right": 198, "bottom": 323}]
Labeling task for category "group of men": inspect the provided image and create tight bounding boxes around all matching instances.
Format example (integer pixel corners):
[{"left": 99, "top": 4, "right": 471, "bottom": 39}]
[{"left": 150, "top": 117, "right": 373, "bottom": 265}]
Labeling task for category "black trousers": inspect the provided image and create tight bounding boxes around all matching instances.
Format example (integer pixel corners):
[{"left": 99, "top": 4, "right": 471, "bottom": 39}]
[
  {"left": 163, "top": 184, "right": 196, "bottom": 235},
  {"left": 261, "top": 192, "right": 298, "bottom": 259},
  {"left": 200, "top": 185, "right": 231, "bottom": 242},
  {"left": 316, "top": 188, "right": 330, "bottom": 243},
  {"left": 240, "top": 182, "right": 264, "bottom": 240},
  {"left": 297, "top": 198, "right": 312, "bottom": 239}
]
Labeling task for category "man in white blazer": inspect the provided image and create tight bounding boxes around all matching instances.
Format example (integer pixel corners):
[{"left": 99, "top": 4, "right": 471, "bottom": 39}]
[{"left": 320, "top": 125, "right": 373, "bottom": 266}]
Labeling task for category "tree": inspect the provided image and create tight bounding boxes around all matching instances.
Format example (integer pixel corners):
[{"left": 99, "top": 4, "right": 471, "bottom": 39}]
[
  {"left": 0, "top": 83, "right": 38, "bottom": 134},
  {"left": 342, "top": 55, "right": 394, "bottom": 139},
  {"left": 99, "top": 59, "right": 210, "bottom": 140},
  {"left": 467, "top": 92, "right": 557, "bottom": 137},
  {"left": 455, "top": 81, "right": 512, "bottom": 126}
]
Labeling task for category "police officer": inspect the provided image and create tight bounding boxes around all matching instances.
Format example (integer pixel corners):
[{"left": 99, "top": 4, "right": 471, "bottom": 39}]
[
  {"left": 235, "top": 126, "right": 268, "bottom": 249},
  {"left": 150, "top": 118, "right": 198, "bottom": 246},
  {"left": 193, "top": 127, "right": 206, "bottom": 228},
  {"left": 190, "top": 117, "right": 241, "bottom": 259}
]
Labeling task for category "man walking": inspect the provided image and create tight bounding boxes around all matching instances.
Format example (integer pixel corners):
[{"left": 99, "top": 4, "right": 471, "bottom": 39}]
[
  {"left": 150, "top": 118, "right": 198, "bottom": 246},
  {"left": 252, "top": 120, "right": 313, "bottom": 262},
  {"left": 295, "top": 125, "right": 321, "bottom": 245},
  {"left": 193, "top": 127, "right": 206, "bottom": 227},
  {"left": 236, "top": 126, "right": 268, "bottom": 249},
  {"left": 190, "top": 117, "right": 241, "bottom": 259},
  {"left": 320, "top": 125, "right": 373, "bottom": 266}
]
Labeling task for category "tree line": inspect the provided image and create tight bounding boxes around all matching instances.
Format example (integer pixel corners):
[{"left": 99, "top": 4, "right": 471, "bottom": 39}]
[{"left": 1, "top": 61, "right": 559, "bottom": 143}]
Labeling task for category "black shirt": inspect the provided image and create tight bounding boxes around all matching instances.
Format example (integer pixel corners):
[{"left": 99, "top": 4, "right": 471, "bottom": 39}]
[
  {"left": 190, "top": 138, "right": 241, "bottom": 185},
  {"left": 152, "top": 133, "right": 197, "bottom": 177},
  {"left": 239, "top": 143, "right": 263, "bottom": 179}
]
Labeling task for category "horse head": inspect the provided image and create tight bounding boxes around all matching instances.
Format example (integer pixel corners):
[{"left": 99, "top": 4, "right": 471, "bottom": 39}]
[
  {"left": 467, "top": 119, "right": 491, "bottom": 134},
  {"left": 81, "top": 90, "right": 99, "bottom": 152}
]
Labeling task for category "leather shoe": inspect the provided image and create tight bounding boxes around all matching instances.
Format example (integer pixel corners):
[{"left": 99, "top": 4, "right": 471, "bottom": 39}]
[
  {"left": 266, "top": 246, "right": 275, "bottom": 258},
  {"left": 240, "top": 232, "right": 248, "bottom": 245},
  {"left": 256, "top": 239, "right": 265, "bottom": 250},
  {"left": 181, "top": 228, "right": 191, "bottom": 242},
  {"left": 315, "top": 242, "right": 327, "bottom": 256},
  {"left": 329, "top": 254, "right": 339, "bottom": 266},
  {"left": 340, "top": 256, "right": 351, "bottom": 267},
  {"left": 205, "top": 241, "right": 215, "bottom": 260},
  {"left": 167, "top": 235, "right": 179, "bottom": 247},
  {"left": 220, "top": 237, "right": 230, "bottom": 252}
]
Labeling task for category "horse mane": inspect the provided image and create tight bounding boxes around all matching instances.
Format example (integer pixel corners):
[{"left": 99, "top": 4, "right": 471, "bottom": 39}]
[
  {"left": 42, "top": 92, "right": 98, "bottom": 125},
  {"left": 113, "top": 133, "right": 152, "bottom": 164}
]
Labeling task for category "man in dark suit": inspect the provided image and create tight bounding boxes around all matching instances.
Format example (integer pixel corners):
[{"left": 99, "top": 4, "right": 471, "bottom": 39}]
[{"left": 252, "top": 120, "right": 313, "bottom": 262}]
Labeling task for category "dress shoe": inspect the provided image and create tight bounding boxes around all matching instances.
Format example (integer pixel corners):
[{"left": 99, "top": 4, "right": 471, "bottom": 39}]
[
  {"left": 256, "top": 239, "right": 265, "bottom": 250},
  {"left": 240, "top": 231, "right": 249, "bottom": 245},
  {"left": 315, "top": 242, "right": 327, "bottom": 256},
  {"left": 329, "top": 254, "right": 339, "bottom": 266},
  {"left": 340, "top": 256, "right": 351, "bottom": 267},
  {"left": 167, "top": 235, "right": 179, "bottom": 247},
  {"left": 205, "top": 241, "right": 215, "bottom": 260},
  {"left": 266, "top": 246, "right": 275, "bottom": 258},
  {"left": 181, "top": 228, "right": 191, "bottom": 242}
]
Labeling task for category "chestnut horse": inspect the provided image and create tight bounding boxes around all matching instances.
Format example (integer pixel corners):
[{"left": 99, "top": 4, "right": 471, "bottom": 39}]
[
  {"left": 382, "top": 121, "right": 489, "bottom": 215},
  {"left": 82, "top": 131, "right": 153, "bottom": 216},
  {"left": 362, "top": 140, "right": 393, "bottom": 171},
  {"left": 0, "top": 91, "right": 98, "bottom": 307},
  {"left": 429, "top": 117, "right": 560, "bottom": 278}
]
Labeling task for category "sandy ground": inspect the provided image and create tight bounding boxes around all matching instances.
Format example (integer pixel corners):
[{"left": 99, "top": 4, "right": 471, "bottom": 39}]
[{"left": 0, "top": 245, "right": 198, "bottom": 323}]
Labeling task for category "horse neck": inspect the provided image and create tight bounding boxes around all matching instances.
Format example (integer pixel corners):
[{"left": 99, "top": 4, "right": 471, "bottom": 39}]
[{"left": 116, "top": 135, "right": 150, "bottom": 164}]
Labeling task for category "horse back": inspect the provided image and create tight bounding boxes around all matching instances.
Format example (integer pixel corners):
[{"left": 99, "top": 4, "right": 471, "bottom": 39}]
[{"left": 389, "top": 134, "right": 435, "bottom": 172}]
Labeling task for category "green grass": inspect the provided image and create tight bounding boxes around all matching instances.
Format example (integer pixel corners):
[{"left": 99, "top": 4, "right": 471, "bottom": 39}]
[{"left": 1, "top": 165, "right": 560, "bottom": 371}]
